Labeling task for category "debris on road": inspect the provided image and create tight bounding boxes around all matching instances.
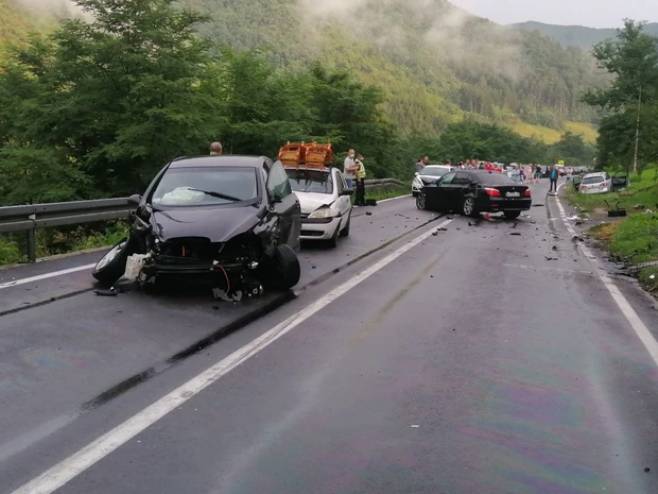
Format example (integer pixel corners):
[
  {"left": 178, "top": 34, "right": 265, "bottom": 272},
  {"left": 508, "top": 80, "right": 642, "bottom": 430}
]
[
  {"left": 510, "top": 232, "right": 522, "bottom": 236},
  {"left": 366, "top": 211, "right": 373, "bottom": 216},
  {"left": 533, "top": 204, "right": 545, "bottom": 207},
  {"left": 94, "top": 287, "right": 118, "bottom": 297},
  {"left": 545, "top": 256, "right": 558, "bottom": 261}
]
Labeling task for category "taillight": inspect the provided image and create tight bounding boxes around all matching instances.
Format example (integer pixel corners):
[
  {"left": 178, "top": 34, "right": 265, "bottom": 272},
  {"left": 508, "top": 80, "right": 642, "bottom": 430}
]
[
  {"left": 523, "top": 188, "right": 532, "bottom": 197},
  {"left": 484, "top": 187, "right": 501, "bottom": 197}
]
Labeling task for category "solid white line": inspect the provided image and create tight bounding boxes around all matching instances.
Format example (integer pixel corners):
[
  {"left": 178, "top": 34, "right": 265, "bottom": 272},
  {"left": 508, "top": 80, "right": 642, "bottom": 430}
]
[
  {"left": 0, "top": 264, "right": 96, "bottom": 291},
  {"left": 378, "top": 194, "right": 411, "bottom": 204},
  {"left": 10, "top": 218, "right": 453, "bottom": 494},
  {"left": 554, "top": 185, "right": 658, "bottom": 366}
]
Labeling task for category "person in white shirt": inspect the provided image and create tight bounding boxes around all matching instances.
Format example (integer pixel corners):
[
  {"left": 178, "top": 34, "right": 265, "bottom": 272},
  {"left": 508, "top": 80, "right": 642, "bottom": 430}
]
[{"left": 343, "top": 148, "right": 357, "bottom": 189}]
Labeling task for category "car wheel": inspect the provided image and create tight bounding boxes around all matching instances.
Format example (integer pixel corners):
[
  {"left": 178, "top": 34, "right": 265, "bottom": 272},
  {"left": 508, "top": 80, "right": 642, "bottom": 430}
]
[
  {"left": 416, "top": 193, "right": 426, "bottom": 210},
  {"left": 462, "top": 197, "right": 478, "bottom": 218},
  {"left": 339, "top": 214, "right": 351, "bottom": 238},
  {"left": 504, "top": 211, "right": 521, "bottom": 220},
  {"left": 93, "top": 238, "right": 131, "bottom": 287},
  {"left": 262, "top": 244, "right": 301, "bottom": 290}
]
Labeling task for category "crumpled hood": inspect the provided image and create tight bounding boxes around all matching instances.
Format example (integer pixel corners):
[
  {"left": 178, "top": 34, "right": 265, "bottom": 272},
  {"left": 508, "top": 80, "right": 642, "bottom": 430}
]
[
  {"left": 294, "top": 192, "right": 336, "bottom": 215},
  {"left": 151, "top": 205, "right": 262, "bottom": 243}
]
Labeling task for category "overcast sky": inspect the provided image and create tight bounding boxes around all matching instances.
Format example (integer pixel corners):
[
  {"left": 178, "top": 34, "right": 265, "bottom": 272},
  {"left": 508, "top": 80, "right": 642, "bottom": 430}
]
[{"left": 450, "top": 0, "right": 658, "bottom": 28}]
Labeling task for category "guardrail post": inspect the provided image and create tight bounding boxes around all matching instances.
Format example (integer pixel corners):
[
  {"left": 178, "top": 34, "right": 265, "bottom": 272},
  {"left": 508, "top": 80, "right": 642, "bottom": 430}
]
[{"left": 27, "top": 214, "right": 37, "bottom": 263}]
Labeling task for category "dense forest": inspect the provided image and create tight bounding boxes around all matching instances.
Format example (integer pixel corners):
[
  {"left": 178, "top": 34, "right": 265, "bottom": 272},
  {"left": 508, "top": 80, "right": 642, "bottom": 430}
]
[{"left": 0, "top": 0, "right": 599, "bottom": 207}]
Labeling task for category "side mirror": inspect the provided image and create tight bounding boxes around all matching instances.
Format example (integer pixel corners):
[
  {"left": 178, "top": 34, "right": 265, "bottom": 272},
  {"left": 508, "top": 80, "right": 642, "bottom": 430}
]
[
  {"left": 128, "top": 194, "right": 142, "bottom": 206},
  {"left": 341, "top": 189, "right": 354, "bottom": 196}
]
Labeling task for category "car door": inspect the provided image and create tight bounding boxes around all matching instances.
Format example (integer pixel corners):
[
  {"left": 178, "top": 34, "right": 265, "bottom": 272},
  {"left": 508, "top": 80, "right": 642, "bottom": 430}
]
[
  {"left": 452, "top": 172, "right": 474, "bottom": 209},
  {"left": 433, "top": 172, "right": 457, "bottom": 211},
  {"left": 266, "top": 161, "right": 301, "bottom": 250},
  {"left": 333, "top": 169, "right": 352, "bottom": 226}
]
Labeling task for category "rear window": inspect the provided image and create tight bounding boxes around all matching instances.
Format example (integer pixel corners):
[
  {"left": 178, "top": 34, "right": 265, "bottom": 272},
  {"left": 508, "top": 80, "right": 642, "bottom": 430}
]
[
  {"left": 471, "top": 172, "right": 516, "bottom": 186},
  {"left": 421, "top": 167, "right": 450, "bottom": 177},
  {"left": 582, "top": 176, "right": 605, "bottom": 185}
]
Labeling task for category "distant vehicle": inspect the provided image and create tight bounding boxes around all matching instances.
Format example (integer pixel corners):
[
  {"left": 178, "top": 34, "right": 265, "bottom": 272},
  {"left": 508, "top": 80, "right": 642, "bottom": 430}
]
[
  {"left": 93, "top": 156, "right": 302, "bottom": 292},
  {"left": 416, "top": 170, "right": 532, "bottom": 219},
  {"left": 579, "top": 172, "right": 611, "bottom": 194},
  {"left": 412, "top": 165, "right": 454, "bottom": 197},
  {"left": 286, "top": 167, "right": 352, "bottom": 247}
]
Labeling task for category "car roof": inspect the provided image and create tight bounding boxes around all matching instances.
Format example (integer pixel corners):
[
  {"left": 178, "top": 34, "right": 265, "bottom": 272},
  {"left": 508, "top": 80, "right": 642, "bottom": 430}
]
[
  {"left": 285, "top": 166, "right": 333, "bottom": 174},
  {"left": 168, "top": 155, "right": 269, "bottom": 169},
  {"left": 584, "top": 172, "right": 606, "bottom": 177}
]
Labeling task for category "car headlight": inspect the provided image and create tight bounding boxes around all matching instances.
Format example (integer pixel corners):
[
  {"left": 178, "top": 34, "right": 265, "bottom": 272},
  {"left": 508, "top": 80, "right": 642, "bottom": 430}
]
[
  {"left": 413, "top": 178, "right": 423, "bottom": 187},
  {"left": 309, "top": 206, "right": 339, "bottom": 219}
]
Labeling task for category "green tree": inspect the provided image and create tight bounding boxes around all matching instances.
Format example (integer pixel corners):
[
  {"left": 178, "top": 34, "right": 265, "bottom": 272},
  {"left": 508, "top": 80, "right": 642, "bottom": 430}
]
[
  {"left": 548, "top": 132, "right": 595, "bottom": 167},
  {"left": 585, "top": 20, "right": 658, "bottom": 171}
]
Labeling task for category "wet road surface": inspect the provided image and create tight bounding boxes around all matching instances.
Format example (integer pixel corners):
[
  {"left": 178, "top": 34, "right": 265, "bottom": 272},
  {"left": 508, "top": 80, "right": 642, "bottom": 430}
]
[{"left": 1, "top": 185, "right": 658, "bottom": 493}]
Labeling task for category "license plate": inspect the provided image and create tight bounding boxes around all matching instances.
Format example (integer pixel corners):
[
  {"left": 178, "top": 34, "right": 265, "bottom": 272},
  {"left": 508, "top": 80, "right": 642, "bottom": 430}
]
[{"left": 506, "top": 192, "right": 520, "bottom": 198}]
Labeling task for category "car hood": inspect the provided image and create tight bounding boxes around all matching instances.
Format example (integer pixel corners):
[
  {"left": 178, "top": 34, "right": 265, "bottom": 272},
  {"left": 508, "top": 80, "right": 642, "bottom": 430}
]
[
  {"left": 418, "top": 175, "right": 441, "bottom": 184},
  {"left": 293, "top": 192, "right": 336, "bottom": 214},
  {"left": 151, "top": 205, "right": 262, "bottom": 243}
]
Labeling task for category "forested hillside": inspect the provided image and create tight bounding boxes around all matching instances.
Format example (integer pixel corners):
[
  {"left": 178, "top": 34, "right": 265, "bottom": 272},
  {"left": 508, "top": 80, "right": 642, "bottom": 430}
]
[
  {"left": 514, "top": 21, "right": 658, "bottom": 51},
  {"left": 187, "top": 0, "right": 604, "bottom": 142}
]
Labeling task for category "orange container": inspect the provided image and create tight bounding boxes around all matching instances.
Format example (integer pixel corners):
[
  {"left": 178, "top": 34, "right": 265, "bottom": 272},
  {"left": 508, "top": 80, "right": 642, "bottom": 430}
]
[{"left": 278, "top": 142, "right": 334, "bottom": 168}]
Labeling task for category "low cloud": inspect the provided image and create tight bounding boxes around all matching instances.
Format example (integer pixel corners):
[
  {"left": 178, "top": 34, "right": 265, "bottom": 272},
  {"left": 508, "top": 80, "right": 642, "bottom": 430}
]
[{"left": 298, "top": 0, "right": 524, "bottom": 80}]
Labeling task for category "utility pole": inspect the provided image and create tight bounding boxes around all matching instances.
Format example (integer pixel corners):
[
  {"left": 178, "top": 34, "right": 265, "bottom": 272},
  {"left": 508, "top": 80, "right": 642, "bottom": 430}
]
[{"left": 632, "top": 84, "right": 642, "bottom": 176}]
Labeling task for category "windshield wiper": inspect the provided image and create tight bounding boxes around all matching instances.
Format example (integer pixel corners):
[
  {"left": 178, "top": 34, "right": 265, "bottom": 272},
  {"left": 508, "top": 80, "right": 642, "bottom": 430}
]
[{"left": 186, "top": 188, "right": 243, "bottom": 203}]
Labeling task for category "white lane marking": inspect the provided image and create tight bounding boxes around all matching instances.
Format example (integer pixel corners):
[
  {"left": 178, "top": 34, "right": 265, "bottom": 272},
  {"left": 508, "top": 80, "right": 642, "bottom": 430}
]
[
  {"left": 554, "top": 185, "right": 658, "bottom": 366},
  {"left": 378, "top": 194, "right": 411, "bottom": 204},
  {"left": 0, "top": 264, "right": 95, "bottom": 291},
  {"left": 10, "top": 219, "right": 453, "bottom": 494}
]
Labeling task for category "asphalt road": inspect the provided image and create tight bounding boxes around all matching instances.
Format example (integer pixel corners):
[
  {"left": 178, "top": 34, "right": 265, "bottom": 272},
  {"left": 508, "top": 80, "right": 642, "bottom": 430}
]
[{"left": 1, "top": 184, "right": 658, "bottom": 494}]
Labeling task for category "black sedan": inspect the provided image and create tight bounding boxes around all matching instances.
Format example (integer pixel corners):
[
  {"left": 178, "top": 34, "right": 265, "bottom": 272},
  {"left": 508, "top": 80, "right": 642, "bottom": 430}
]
[
  {"left": 93, "top": 156, "right": 302, "bottom": 292},
  {"left": 416, "top": 170, "right": 532, "bottom": 219}
]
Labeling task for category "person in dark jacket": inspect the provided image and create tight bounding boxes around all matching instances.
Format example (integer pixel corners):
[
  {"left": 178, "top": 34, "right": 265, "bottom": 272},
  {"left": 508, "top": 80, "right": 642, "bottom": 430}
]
[{"left": 549, "top": 166, "right": 559, "bottom": 193}]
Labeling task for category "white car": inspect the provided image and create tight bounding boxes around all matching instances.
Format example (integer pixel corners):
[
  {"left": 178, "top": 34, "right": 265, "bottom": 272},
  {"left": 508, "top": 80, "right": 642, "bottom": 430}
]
[
  {"left": 579, "top": 172, "right": 611, "bottom": 194},
  {"left": 286, "top": 167, "right": 352, "bottom": 246},
  {"left": 412, "top": 165, "right": 454, "bottom": 196}
]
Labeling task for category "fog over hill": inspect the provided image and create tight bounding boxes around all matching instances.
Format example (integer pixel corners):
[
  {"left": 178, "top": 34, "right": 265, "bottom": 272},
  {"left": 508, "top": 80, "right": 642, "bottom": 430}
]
[
  {"left": 2, "top": 0, "right": 607, "bottom": 141},
  {"left": 514, "top": 20, "right": 658, "bottom": 51}
]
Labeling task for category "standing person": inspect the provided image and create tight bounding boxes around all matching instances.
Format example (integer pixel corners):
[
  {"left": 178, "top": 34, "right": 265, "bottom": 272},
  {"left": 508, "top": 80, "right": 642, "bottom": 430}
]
[
  {"left": 355, "top": 154, "right": 367, "bottom": 207},
  {"left": 209, "top": 141, "right": 223, "bottom": 156},
  {"left": 549, "top": 165, "right": 559, "bottom": 194},
  {"left": 534, "top": 165, "right": 542, "bottom": 184},
  {"left": 344, "top": 149, "right": 358, "bottom": 190},
  {"left": 416, "top": 155, "right": 429, "bottom": 173}
]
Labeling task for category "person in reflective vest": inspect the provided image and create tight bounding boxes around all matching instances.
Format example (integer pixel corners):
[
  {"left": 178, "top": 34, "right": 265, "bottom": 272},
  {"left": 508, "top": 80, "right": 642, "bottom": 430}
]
[{"left": 355, "top": 154, "right": 367, "bottom": 206}]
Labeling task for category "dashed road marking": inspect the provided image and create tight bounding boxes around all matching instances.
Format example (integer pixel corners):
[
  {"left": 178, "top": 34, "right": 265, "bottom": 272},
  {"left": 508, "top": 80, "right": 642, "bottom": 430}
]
[
  {"left": 9, "top": 218, "right": 453, "bottom": 494},
  {"left": 0, "top": 264, "right": 96, "bottom": 291}
]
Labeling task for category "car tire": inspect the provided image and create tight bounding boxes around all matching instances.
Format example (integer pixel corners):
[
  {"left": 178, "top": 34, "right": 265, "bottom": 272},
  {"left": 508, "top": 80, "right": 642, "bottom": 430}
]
[
  {"left": 262, "top": 244, "right": 301, "bottom": 290},
  {"left": 504, "top": 211, "right": 521, "bottom": 220},
  {"left": 462, "top": 197, "right": 478, "bottom": 218},
  {"left": 416, "top": 193, "right": 426, "bottom": 210},
  {"left": 339, "top": 214, "right": 351, "bottom": 238},
  {"left": 93, "top": 238, "right": 132, "bottom": 287}
]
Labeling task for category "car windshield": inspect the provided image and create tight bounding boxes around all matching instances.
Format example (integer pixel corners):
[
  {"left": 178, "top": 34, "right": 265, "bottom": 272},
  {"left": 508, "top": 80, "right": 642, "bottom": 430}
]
[
  {"left": 286, "top": 169, "right": 334, "bottom": 194},
  {"left": 422, "top": 167, "right": 449, "bottom": 177},
  {"left": 152, "top": 167, "right": 258, "bottom": 207},
  {"left": 582, "top": 176, "right": 605, "bottom": 184}
]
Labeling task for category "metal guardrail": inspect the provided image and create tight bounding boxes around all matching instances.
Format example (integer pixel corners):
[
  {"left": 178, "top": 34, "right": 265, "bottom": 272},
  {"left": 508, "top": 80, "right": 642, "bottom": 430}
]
[
  {"left": 0, "top": 178, "right": 406, "bottom": 263},
  {"left": 0, "top": 198, "right": 133, "bottom": 262}
]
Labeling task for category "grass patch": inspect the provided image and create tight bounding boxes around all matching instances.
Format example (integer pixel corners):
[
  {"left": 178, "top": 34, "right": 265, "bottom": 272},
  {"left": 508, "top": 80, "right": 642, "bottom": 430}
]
[
  {"left": 567, "top": 167, "right": 658, "bottom": 214},
  {"left": 0, "top": 221, "right": 128, "bottom": 267},
  {"left": 564, "top": 121, "right": 598, "bottom": 145},
  {"left": 366, "top": 185, "right": 409, "bottom": 202},
  {"left": 609, "top": 214, "right": 658, "bottom": 265}
]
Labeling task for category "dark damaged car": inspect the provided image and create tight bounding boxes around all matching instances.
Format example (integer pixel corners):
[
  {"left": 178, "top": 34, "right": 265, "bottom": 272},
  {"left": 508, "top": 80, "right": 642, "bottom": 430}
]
[{"left": 93, "top": 156, "right": 302, "bottom": 292}]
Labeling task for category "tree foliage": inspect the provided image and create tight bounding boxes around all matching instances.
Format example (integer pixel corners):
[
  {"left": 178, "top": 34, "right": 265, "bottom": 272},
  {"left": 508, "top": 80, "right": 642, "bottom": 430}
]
[{"left": 585, "top": 20, "right": 658, "bottom": 170}]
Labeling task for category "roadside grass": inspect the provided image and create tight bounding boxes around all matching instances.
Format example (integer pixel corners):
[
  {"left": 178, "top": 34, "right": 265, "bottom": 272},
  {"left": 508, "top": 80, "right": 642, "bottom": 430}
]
[
  {"left": 567, "top": 166, "right": 658, "bottom": 295},
  {"left": 566, "top": 167, "right": 658, "bottom": 215},
  {"left": 365, "top": 185, "right": 409, "bottom": 202},
  {"left": 0, "top": 221, "right": 128, "bottom": 267}
]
